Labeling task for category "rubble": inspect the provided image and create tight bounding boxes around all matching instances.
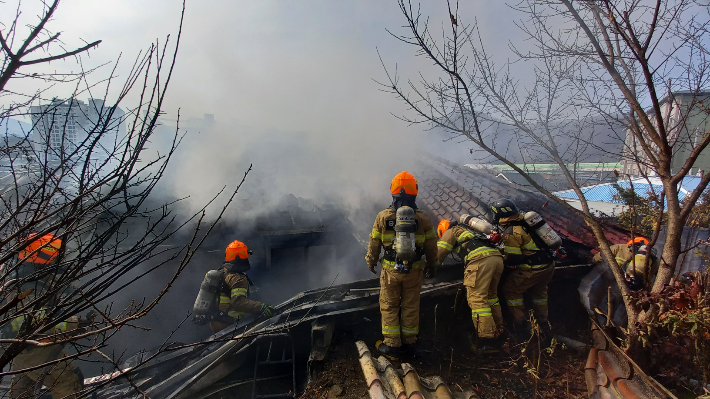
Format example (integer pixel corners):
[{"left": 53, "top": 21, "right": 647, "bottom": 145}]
[{"left": 355, "top": 341, "right": 479, "bottom": 399}]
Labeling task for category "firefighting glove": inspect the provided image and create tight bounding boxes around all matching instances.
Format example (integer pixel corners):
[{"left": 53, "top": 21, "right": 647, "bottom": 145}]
[
  {"left": 261, "top": 304, "right": 275, "bottom": 318},
  {"left": 552, "top": 247, "right": 567, "bottom": 260},
  {"left": 368, "top": 263, "right": 377, "bottom": 274},
  {"left": 192, "top": 315, "right": 209, "bottom": 325},
  {"left": 423, "top": 266, "right": 436, "bottom": 279}
]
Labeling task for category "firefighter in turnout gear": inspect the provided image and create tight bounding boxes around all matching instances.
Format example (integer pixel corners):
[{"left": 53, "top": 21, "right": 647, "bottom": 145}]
[
  {"left": 207, "top": 241, "right": 274, "bottom": 333},
  {"left": 365, "top": 171, "right": 437, "bottom": 360},
  {"left": 436, "top": 217, "right": 504, "bottom": 353},
  {"left": 7, "top": 233, "right": 85, "bottom": 399},
  {"left": 492, "top": 199, "right": 555, "bottom": 333},
  {"left": 592, "top": 237, "right": 658, "bottom": 290}
]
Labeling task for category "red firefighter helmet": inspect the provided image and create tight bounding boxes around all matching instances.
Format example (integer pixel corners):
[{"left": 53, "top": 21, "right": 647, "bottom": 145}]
[
  {"left": 437, "top": 219, "right": 450, "bottom": 238},
  {"left": 18, "top": 233, "right": 61, "bottom": 264},
  {"left": 390, "top": 171, "right": 418, "bottom": 196},
  {"left": 225, "top": 240, "right": 249, "bottom": 261}
]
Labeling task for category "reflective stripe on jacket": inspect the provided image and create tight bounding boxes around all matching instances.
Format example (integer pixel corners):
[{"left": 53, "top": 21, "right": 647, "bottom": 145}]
[
  {"left": 436, "top": 225, "right": 502, "bottom": 265},
  {"left": 218, "top": 270, "right": 264, "bottom": 319},
  {"left": 366, "top": 207, "right": 437, "bottom": 270},
  {"left": 499, "top": 213, "right": 551, "bottom": 270}
]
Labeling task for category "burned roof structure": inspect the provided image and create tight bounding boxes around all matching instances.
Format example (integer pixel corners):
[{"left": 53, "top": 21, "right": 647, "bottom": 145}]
[{"left": 80, "top": 155, "right": 646, "bottom": 398}]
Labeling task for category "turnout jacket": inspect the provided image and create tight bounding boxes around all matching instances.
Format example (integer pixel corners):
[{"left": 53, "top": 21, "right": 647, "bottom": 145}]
[
  {"left": 593, "top": 244, "right": 658, "bottom": 279},
  {"left": 498, "top": 213, "right": 552, "bottom": 270},
  {"left": 217, "top": 269, "right": 265, "bottom": 319},
  {"left": 436, "top": 225, "right": 502, "bottom": 265},
  {"left": 365, "top": 207, "right": 438, "bottom": 270}
]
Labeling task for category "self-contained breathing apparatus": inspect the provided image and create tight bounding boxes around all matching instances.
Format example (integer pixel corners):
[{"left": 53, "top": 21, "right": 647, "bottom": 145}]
[
  {"left": 192, "top": 257, "right": 254, "bottom": 325},
  {"left": 457, "top": 214, "right": 504, "bottom": 256},
  {"left": 390, "top": 206, "right": 419, "bottom": 274},
  {"left": 500, "top": 211, "right": 565, "bottom": 267}
]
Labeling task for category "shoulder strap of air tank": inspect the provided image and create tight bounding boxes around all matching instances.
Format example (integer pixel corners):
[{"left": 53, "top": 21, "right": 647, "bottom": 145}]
[{"left": 459, "top": 226, "right": 494, "bottom": 249}]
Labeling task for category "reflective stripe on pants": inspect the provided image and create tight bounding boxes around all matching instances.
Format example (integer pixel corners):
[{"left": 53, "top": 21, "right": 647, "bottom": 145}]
[
  {"left": 464, "top": 255, "right": 504, "bottom": 338},
  {"left": 502, "top": 263, "right": 555, "bottom": 325},
  {"left": 379, "top": 268, "right": 424, "bottom": 347}
]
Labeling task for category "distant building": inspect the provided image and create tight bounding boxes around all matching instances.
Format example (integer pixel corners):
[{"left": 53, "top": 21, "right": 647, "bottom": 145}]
[
  {"left": 470, "top": 162, "right": 621, "bottom": 192},
  {"left": 30, "top": 98, "right": 125, "bottom": 162},
  {"left": 620, "top": 90, "right": 710, "bottom": 177}
]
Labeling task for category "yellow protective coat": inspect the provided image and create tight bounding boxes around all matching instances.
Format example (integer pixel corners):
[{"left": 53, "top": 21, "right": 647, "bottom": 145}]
[
  {"left": 366, "top": 207, "right": 437, "bottom": 347},
  {"left": 8, "top": 264, "right": 84, "bottom": 399},
  {"left": 209, "top": 270, "right": 266, "bottom": 333},
  {"left": 437, "top": 225, "right": 504, "bottom": 338},
  {"left": 499, "top": 213, "right": 555, "bottom": 326},
  {"left": 593, "top": 244, "right": 658, "bottom": 282}
]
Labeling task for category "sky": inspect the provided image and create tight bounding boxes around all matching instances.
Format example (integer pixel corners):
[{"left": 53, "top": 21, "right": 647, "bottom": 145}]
[{"left": 2, "top": 1, "right": 520, "bottom": 131}]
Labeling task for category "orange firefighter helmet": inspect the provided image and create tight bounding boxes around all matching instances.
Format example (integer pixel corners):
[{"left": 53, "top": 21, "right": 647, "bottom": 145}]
[
  {"left": 627, "top": 237, "right": 649, "bottom": 246},
  {"left": 390, "top": 171, "right": 418, "bottom": 196},
  {"left": 437, "top": 219, "right": 450, "bottom": 238},
  {"left": 225, "top": 240, "right": 249, "bottom": 261},
  {"left": 19, "top": 233, "right": 61, "bottom": 264}
]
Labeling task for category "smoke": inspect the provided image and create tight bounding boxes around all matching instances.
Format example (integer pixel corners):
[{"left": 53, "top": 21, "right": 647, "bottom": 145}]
[
  {"left": 4, "top": 0, "right": 531, "bottom": 376},
  {"left": 156, "top": 117, "right": 421, "bottom": 225}
]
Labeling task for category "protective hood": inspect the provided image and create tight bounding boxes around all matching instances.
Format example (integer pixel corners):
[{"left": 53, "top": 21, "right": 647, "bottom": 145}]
[
  {"left": 223, "top": 258, "right": 251, "bottom": 274},
  {"left": 391, "top": 194, "right": 417, "bottom": 211}
]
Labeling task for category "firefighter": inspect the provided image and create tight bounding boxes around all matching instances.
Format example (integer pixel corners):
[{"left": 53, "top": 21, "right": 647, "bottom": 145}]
[
  {"left": 436, "top": 218, "right": 504, "bottom": 353},
  {"left": 592, "top": 237, "right": 658, "bottom": 290},
  {"left": 491, "top": 199, "right": 555, "bottom": 335},
  {"left": 6, "top": 233, "right": 84, "bottom": 399},
  {"left": 365, "top": 171, "right": 437, "bottom": 360},
  {"left": 208, "top": 240, "right": 275, "bottom": 333}
]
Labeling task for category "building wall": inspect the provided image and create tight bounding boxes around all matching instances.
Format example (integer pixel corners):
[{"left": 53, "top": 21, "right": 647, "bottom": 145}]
[
  {"left": 30, "top": 98, "right": 126, "bottom": 163},
  {"left": 621, "top": 91, "right": 710, "bottom": 177}
]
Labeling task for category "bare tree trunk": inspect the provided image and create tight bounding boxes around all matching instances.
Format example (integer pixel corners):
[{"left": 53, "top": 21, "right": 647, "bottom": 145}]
[{"left": 653, "top": 178, "right": 684, "bottom": 292}]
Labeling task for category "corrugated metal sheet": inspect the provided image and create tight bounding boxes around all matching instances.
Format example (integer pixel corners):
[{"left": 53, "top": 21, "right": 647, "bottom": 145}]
[
  {"left": 553, "top": 176, "right": 702, "bottom": 205},
  {"left": 656, "top": 226, "right": 709, "bottom": 274}
]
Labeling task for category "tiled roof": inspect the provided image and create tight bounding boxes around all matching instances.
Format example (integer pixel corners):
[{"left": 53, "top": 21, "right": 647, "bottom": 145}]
[
  {"left": 585, "top": 322, "right": 677, "bottom": 399},
  {"left": 355, "top": 341, "right": 479, "bottom": 399},
  {"left": 416, "top": 156, "right": 630, "bottom": 247}
]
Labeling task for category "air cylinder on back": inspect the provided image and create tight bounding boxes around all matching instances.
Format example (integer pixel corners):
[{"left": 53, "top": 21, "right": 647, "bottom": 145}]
[
  {"left": 459, "top": 214, "right": 496, "bottom": 235},
  {"left": 523, "top": 211, "right": 562, "bottom": 249},
  {"left": 394, "top": 206, "right": 417, "bottom": 263},
  {"left": 193, "top": 269, "right": 224, "bottom": 315}
]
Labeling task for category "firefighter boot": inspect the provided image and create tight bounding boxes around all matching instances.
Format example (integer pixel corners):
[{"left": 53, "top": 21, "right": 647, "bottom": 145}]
[
  {"left": 476, "top": 337, "right": 501, "bottom": 355},
  {"left": 375, "top": 340, "right": 401, "bottom": 361},
  {"left": 469, "top": 333, "right": 500, "bottom": 355}
]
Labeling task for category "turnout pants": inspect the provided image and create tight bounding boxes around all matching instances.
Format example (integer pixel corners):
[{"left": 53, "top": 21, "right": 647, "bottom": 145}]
[
  {"left": 464, "top": 256, "right": 504, "bottom": 338},
  {"left": 10, "top": 345, "right": 83, "bottom": 399},
  {"left": 379, "top": 268, "right": 424, "bottom": 347},
  {"left": 502, "top": 264, "right": 555, "bottom": 325}
]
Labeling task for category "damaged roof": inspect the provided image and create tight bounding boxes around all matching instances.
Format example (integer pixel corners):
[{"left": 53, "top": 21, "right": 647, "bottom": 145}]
[{"left": 415, "top": 156, "right": 630, "bottom": 247}]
